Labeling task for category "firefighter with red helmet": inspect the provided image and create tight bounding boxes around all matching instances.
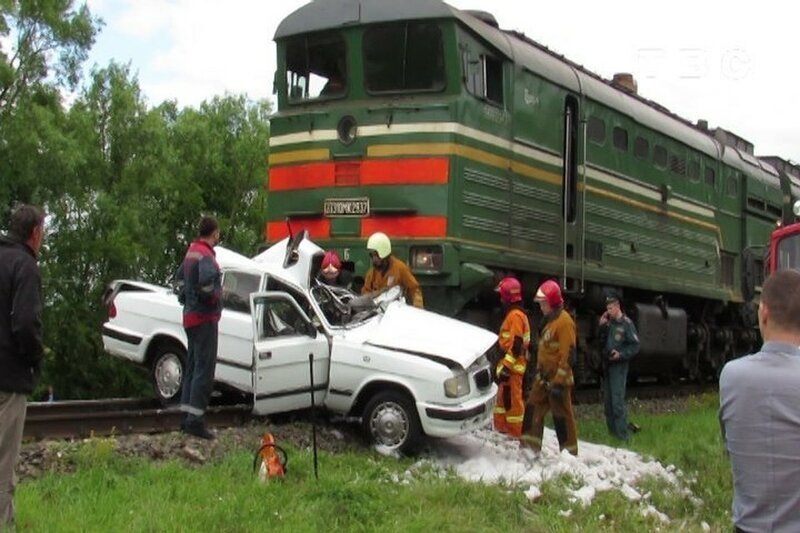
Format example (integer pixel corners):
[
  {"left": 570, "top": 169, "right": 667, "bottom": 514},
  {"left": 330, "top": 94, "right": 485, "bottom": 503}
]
[
  {"left": 318, "top": 250, "right": 352, "bottom": 290},
  {"left": 493, "top": 276, "right": 531, "bottom": 437},
  {"left": 522, "top": 280, "right": 579, "bottom": 455}
]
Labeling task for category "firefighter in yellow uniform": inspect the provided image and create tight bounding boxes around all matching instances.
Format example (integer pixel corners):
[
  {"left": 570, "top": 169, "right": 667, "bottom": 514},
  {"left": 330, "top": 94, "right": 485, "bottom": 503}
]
[
  {"left": 362, "top": 232, "right": 424, "bottom": 308},
  {"left": 522, "top": 280, "right": 579, "bottom": 455},
  {"left": 493, "top": 277, "right": 531, "bottom": 437}
]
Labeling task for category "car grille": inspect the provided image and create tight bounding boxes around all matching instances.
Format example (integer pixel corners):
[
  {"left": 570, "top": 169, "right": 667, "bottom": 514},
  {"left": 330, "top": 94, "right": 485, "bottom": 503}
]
[{"left": 473, "top": 368, "right": 492, "bottom": 390}]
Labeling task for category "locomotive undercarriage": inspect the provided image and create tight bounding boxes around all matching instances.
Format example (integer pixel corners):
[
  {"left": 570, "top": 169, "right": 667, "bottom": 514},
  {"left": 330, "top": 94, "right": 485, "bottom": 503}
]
[{"left": 457, "top": 275, "right": 761, "bottom": 387}]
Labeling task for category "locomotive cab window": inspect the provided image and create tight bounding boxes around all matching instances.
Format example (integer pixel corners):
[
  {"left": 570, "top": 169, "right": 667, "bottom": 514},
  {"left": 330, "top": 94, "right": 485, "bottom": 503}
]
[
  {"left": 285, "top": 32, "right": 347, "bottom": 102},
  {"left": 464, "top": 52, "right": 504, "bottom": 105},
  {"left": 364, "top": 22, "right": 445, "bottom": 94}
]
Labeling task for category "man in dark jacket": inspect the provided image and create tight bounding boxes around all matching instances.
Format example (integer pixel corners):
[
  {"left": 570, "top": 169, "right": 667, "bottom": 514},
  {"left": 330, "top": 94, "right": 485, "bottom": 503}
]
[
  {"left": 598, "top": 291, "right": 640, "bottom": 441},
  {"left": 0, "top": 204, "right": 45, "bottom": 526},
  {"left": 175, "top": 216, "right": 222, "bottom": 440}
]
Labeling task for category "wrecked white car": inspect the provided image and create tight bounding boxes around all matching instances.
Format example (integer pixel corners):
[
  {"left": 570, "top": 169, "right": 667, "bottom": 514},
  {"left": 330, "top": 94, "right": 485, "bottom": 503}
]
[{"left": 102, "top": 231, "right": 497, "bottom": 451}]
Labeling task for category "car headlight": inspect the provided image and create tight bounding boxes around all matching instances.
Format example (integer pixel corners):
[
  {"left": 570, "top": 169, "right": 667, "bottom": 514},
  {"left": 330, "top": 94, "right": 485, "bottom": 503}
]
[{"left": 444, "top": 372, "right": 471, "bottom": 398}]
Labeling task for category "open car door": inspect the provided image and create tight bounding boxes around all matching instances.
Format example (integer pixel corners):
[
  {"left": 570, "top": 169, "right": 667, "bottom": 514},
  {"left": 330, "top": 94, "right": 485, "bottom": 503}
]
[{"left": 250, "top": 291, "right": 330, "bottom": 415}]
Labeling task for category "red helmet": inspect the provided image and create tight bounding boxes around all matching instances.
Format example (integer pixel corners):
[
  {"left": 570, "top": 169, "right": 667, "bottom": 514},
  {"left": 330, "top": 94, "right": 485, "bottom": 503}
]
[
  {"left": 535, "top": 280, "right": 563, "bottom": 307},
  {"left": 321, "top": 251, "right": 341, "bottom": 279},
  {"left": 495, "top": 276, "right": 522, "bottom": 304}
]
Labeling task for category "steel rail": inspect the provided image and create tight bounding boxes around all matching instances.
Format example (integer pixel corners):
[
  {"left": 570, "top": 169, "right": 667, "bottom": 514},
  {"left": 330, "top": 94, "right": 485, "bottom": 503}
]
[
  {"left": 24, "top": 399, "right": 251, "bottom": 440},
  {"left": 573, "top": 382, "right": 717, "bottom": 405}
]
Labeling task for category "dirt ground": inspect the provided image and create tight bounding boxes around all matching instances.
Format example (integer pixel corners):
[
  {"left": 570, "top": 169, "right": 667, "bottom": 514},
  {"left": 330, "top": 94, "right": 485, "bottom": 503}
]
[{"left": 17, "top": 395, "right": 694, "bottom": 481}]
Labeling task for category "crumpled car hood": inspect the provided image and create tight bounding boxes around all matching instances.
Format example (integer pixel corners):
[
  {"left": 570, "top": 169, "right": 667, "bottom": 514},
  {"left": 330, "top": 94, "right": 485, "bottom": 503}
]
[{"left": 363, "top": 302, "right": 496, "bottom": 369}]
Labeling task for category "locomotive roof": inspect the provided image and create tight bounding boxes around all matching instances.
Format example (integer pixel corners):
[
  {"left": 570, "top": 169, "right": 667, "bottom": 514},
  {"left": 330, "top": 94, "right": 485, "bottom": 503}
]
[
  {"left": 275, "top": 0, "right": 779, "bottom": 185},
  {"left": 276, "top": 0, "right": 457, "bottom": 39}
]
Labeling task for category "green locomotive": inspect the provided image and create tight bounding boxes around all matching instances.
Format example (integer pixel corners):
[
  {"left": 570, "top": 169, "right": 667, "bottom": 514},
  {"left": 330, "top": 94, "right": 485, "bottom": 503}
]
[{"left": 265, "top": 0, "right": 800, "bottom": 383}]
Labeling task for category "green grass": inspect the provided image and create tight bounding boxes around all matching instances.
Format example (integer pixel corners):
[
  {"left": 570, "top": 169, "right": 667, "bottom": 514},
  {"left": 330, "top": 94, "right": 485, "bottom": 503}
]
[{"left": 17, "top": 394, "right": 732, "bottom": 532}]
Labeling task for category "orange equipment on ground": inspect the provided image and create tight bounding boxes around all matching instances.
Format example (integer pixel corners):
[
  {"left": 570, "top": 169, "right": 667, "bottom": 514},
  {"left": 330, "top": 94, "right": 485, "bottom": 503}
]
[{"left": 253, "top": 433, "right": 287, "bottom": 481}]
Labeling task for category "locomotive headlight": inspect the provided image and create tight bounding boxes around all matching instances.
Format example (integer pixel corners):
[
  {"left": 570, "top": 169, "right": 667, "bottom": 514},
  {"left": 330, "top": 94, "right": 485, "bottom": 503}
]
[
  {"left": 337, "top": 115, "right": 357, "bottom": 145},
  {"left": 410, "top": 245, "right": 443, "bottom": 272},
  {"left": 444, "top": 372, "right": 470, "bottom": 398},
  {"left": 793, "top": 199, "right": 800, "bottom": 217}
]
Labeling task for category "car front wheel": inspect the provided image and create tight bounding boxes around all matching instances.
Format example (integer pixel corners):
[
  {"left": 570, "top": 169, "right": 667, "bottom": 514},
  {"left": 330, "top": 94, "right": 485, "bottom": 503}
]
[{"left": 362, "top": 391, "right": 422, "bottom": 454}]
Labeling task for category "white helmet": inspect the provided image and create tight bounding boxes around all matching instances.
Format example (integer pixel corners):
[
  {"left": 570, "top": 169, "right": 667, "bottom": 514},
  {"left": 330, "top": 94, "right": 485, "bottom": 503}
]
[{"left": 366, "top": 232, "right": 392, "bottom": 259}]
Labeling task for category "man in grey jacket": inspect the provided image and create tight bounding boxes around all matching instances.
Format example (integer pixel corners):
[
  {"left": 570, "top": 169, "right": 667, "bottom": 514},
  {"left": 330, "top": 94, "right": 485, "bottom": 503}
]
[
  {"left": 720, "top": 269, "right": 800, "bottom": 533},
  {"left": 0, "top": 205, "right": 45, "bottom": 527}
]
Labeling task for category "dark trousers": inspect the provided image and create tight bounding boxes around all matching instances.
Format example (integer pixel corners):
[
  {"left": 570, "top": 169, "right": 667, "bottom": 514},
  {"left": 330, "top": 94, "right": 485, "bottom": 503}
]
[
  {"left": 180, "top": 320, "right": 218, "bottom": 424},
  {"left": 604, "top": 361, "right": 630, "bottom": 440}
]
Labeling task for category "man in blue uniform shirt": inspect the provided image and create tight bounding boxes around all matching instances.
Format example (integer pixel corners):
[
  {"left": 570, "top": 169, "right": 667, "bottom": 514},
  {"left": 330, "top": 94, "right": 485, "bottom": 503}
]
[
  {"left": 598, "top": 291, "right": 640, "bottom": 441},
  {"left": 719, "top": 269, "right": 800, "bottom": 533}
]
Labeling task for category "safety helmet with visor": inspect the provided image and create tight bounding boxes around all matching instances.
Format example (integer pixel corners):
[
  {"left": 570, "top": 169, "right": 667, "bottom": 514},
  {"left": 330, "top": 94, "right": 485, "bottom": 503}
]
[{"left": 366, "top": 232, "right": 392, "bottom": 259}]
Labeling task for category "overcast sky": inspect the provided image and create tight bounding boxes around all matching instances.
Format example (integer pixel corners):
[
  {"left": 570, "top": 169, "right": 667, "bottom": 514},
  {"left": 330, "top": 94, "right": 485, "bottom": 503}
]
[{"left": 85, "top": 0, "right": 799, "bottom": 162}]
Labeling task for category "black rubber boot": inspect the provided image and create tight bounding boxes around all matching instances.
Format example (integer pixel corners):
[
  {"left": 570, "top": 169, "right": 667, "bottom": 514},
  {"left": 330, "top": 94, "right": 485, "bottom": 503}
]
[{"left": 183, "top": 419, "right": 215, "bottom": 440}]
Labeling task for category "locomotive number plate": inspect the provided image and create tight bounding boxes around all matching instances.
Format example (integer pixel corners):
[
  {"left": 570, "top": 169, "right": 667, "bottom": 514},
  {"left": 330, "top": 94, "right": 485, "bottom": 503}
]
[{"left": 323, "top": 197, "right": 370, "bottom": 217}]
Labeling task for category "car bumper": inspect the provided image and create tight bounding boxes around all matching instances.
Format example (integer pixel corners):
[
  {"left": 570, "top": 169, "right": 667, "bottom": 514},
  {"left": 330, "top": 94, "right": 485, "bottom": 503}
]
[
  {"left": 102, "top": 325, "right": 146, "bottom": 364},
  {"left": 417, "top": 385, "right": 497, "bottom": 438}
]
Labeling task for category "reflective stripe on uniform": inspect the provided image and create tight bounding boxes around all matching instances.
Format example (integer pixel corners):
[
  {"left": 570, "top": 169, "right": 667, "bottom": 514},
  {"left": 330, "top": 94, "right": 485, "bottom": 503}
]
[
  {"left": 504, "top": 354, "right": 516, "bottom": 364},
  {"left": 520, "top": 435, "right": 542, "bottom": 446},
  {"left": 513, "top": 364, "right": 526, "bottom": 374},
  {"left": 556, "top": 368, "right": 568, "bottom": 378},
  {"left": 506, "top": 414, "right": 524, "bottom": 424},
  {"left": 180, "top": 404, "right": 204, "bottom": 416},
  {"left": 500, "top": 332, "right": 512, "bottom": 338},
  {"left": 494, "top": 405, "right": 507, "bottom": 414}
]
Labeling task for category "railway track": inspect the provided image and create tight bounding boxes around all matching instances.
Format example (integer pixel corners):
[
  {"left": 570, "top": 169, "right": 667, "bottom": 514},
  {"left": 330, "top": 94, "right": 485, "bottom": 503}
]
[
  {"left": 24, "top": 398, "right": 251, "bottom": 440},
  {"left": 573, "top": 381, "right": 717, "bottom": 405},
  {"left": 24, "top": 382, "right": 715, "bottom": 440}
]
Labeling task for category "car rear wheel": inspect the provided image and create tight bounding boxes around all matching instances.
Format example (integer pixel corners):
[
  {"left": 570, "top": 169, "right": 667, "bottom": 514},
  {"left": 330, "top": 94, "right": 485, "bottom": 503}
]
[
  {"left": 150, "top": 342, "right": 186, "bottom": 406},
  {"left": 362, "top": 391, "right": 422, "bottom": 455}
]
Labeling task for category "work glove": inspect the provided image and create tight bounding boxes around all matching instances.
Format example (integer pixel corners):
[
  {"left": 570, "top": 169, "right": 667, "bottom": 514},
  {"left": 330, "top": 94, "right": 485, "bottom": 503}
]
[
  {"left": 549, "top": 384, "right": 565, "bottom": 402},
  {"left": 496, "top": 365, "right": 511, "bottom": 383}
]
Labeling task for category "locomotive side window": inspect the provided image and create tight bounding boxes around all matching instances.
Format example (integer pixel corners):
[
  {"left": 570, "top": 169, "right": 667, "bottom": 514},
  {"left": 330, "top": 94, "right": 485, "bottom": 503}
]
[
  {"left": 286, "top": 32, "right": 347, "bottom": 102},
  {"left": 587, "top": 116, "right": 605, "bottom": 144},
  {"left": 613, "top": 127, "right": 628, "bottom": 151},
  {"left": 364, "top": 22, "right": 445, "bottom": 94},
  {"left": 653, "top": 145, "right": 668, "bottom": 168},
  {"left": 726, "top": 174, "right": 739, "bottom": 197},
  {"left": 633, "top": 136, "right": 649, "bottom": 159},
  {"left": 704, "top": 166, "right": 716, "bottom": 187},
  {"left": 687, "top": 160, "right": 701, "bottom": 182}
]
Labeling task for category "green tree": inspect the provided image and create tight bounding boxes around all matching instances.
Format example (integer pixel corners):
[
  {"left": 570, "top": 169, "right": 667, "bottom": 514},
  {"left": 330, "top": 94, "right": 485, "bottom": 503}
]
[
  {"left": 0, "top": 0, "right": 98, "bottom": 213},
  {"left": 35, "top": 65, "right": 272, "bottom": 399},
  {"left": 0, "top": 0, "right": 97, "bottom": 117},
  {"left": 171, "top": 95, "right": 271, "bottom": 254}
]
